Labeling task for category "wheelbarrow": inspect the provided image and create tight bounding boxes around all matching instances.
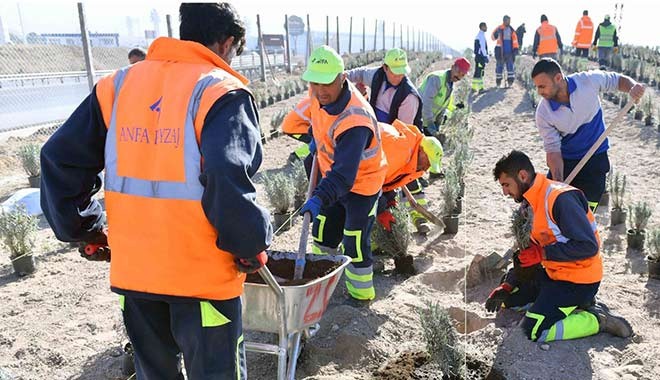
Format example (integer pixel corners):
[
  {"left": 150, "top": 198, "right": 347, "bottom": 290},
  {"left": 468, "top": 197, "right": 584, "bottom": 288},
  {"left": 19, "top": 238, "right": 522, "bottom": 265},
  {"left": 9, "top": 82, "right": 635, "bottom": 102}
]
[{"left": 242, "top": 251, "right": 351, "bottom": 380}]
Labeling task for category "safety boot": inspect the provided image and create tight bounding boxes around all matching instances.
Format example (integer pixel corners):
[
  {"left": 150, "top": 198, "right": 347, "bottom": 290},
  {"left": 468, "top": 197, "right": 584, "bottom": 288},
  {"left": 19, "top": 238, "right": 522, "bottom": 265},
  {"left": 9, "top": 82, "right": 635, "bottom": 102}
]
[
  {"left": 496, "top": 78, "right": 502, "bottom": 87},
  {"left": 587, "top": 302, "right": 633, "bottom": 338},
  {"left": 507, "top": 78, "right": 515, "bottom": 87},
  {"left": 414, "top": 218, "right": 431, "bottom": 235}
]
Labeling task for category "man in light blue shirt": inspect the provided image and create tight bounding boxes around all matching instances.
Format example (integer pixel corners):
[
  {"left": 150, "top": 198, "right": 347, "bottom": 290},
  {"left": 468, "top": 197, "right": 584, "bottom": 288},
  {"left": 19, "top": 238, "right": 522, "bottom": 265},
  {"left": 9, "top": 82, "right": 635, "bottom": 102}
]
[{"left": 532, "top": 58, "right": 644, "bottom": 211}]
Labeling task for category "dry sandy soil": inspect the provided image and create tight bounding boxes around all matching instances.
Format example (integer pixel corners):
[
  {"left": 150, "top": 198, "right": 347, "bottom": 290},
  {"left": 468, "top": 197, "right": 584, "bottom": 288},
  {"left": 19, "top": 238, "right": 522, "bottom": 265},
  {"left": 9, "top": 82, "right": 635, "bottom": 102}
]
[{"left": 0, "top": 56, "right": 659, "bottom": 379}]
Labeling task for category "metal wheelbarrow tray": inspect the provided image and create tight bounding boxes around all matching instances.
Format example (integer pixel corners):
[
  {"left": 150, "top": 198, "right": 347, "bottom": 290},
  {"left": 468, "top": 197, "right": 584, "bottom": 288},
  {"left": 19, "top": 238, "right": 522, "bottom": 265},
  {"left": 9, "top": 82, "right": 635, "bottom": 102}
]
[{"left": 242, "top": 251, "right": 351, "bottom": 380}]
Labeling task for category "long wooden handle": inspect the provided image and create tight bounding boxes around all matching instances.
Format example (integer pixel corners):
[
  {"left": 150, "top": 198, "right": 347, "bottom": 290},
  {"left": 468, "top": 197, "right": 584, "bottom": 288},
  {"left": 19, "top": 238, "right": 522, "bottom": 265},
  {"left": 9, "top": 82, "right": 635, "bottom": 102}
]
[
  {"left": 401, "top": 185, "right": 445, "bottom": 228},
  {"left": 293, "top": 155, "right": 319, "bottom": 280},
  {"left": 564, "top": 100, "right": 634, "bottom": 185}
]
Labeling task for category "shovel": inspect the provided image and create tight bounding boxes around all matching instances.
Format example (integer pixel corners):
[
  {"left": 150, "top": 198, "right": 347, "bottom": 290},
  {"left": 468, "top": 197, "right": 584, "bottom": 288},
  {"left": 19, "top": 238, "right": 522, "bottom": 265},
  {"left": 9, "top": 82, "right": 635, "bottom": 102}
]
[
  {"left": 293, "top": 155, "right": 320, "bottom": 280},
  {"left": 401, "top": 185, "right": 445, "bottom": 228}
]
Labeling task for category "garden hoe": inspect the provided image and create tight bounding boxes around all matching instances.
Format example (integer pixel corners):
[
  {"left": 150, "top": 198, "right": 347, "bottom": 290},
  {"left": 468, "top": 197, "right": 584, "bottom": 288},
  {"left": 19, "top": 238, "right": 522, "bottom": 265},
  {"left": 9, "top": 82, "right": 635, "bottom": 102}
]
[
  {"left": 401, "top": 185, "right": 445, "bottom": 229},
  {"left": 490, "top": 99, "right": 635, "bottom": 271},
  {"left": 293, "top": 155, "right": 320, "bottom": 280}
]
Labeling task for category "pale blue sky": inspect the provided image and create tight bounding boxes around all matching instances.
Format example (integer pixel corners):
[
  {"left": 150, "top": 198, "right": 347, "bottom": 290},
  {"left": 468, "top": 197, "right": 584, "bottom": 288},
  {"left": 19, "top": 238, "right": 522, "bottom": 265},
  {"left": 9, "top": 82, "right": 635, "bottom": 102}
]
[{"left": 1, "top": 1, "right": 657, "bottom": 50}]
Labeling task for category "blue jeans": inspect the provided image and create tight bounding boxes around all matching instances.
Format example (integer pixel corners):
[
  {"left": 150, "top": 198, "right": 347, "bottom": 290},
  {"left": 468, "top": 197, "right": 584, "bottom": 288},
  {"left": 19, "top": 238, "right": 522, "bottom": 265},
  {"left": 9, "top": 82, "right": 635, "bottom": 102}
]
[{"left": 598, "top": 47, "right": 613, "bottom": 67}]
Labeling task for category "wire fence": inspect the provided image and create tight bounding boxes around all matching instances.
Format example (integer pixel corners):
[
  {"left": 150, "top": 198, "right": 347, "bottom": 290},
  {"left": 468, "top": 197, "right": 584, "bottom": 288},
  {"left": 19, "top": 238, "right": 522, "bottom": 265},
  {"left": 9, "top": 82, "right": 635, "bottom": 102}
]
[{"left": 0, "top": 2, "right": 449, "bottom": 132}]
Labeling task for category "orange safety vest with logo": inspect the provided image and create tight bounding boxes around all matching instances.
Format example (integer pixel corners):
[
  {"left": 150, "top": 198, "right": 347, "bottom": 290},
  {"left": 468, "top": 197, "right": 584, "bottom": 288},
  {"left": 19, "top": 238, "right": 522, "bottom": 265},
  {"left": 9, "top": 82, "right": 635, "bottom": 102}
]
[
  {"left": 95, "top": 37, "right": 250, "bottom": 300},
  {"left": 310, "top": 82, "right": 387, "bottom": 196},
  {"left": 492, "top": 24, "right": 520, "bottom": 49},
  {"left": 524, "top": 174, "right": 603, "bottom": 284},
  {"left": 381, "top": 119, "right": 424, "bottom": 192},
  {"left": 572, "top": 16, "right": 594, "bottom": 49},
  {"left": 282, "top": 97, "right": 312, "bottom": 138},
  {"left": 536, "top": 21, "right": 559, "bottom": 55}
]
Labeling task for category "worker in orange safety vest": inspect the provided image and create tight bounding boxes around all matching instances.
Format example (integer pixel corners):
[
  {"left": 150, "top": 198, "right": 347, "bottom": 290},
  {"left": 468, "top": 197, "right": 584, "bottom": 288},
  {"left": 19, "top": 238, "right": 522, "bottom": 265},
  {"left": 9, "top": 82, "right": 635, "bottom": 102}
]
[
  {"left": 533, "top": 14, "right": 563, "bottom": 60},
  {"left": 572, "top": 10, "right": 594, "bottom": 58}
]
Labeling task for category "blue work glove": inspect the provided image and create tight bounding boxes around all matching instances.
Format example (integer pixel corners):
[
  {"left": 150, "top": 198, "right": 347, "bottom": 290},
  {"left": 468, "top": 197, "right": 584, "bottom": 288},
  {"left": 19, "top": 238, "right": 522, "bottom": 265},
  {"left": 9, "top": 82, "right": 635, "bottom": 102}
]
[
  {"left": 308, "top": 138, "right": 316, "bottom": 154},
  {"left": 300, "top": 195, "right": 322, "bottom": 219},
  {"left": 424, "top": 124, "right": 439, "bottom": 136}
]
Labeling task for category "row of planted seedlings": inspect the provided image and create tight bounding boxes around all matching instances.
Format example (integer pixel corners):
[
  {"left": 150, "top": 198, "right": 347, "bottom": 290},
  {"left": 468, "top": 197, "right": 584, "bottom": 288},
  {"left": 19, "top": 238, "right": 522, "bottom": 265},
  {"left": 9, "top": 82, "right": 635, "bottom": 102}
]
[
  {"left": 515, "top": 56, "right": 541, "bottom": 108},
  {"left": 601, "top": 91, "right": 660, "bottom": 131},
  {"left": 439, "top": 78, "right": 474, "bottom": 235},
  {"left": 603, "top": 170, "right": 660, "bottom": 280},
  {"left": 0, "top": 142, "right": 46, "bottom": 277},
  {"left": 615, "top": 45, "right": 660, "bottom": 90}
]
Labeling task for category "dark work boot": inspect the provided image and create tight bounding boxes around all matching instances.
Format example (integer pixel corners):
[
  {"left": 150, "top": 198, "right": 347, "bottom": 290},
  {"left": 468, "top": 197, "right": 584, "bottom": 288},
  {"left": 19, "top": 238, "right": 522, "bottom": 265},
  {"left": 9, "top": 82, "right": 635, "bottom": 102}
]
[{"left": 587, "top": 302, "right": 633, "bottom": 338}]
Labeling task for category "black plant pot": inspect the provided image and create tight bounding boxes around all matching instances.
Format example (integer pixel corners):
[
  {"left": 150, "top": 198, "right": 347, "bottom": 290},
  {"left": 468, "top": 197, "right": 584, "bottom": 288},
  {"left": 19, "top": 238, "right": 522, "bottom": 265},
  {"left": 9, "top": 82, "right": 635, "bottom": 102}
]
[
  {"left": 393, "top": 254, "right": 416, "bottom": 275},
  {"left": 611, "top": 208, "right": 627, "bottom": 226},
  {"left": 453, "top": 196, "right": 463, "bottom": 215},
  {"left": 627, "top": 229, "right": 646, "bottom": 251},
  {"left": 599, "top": 191, "right": 610, "bottom": 207},
  {"left": 268, "top": 97, "right": 274, "bottom": 105},
  {"left": 12, "top": 254, "right": 36, "bottom": 276},
  {"left": 273, "top": 212, "right": 293, "bottom": 233},
  {"left": 275, "top": 93, "right": 282, "bottom": 102},
  {"left": 442, "top": 214, "right": 459, "bottom": 235},
  {"left": 294, "top": 196, "right": 305, "bottom": 210},
  {"left": 648, "top": 258, "right": 660, "bottom": 280},
  {"left": 645, "top": 116, "right": 654, "bottom": 126},
  {"left": 634, "top": 110, "right": 644, "bottom": 120},
  {"left": 28, "top": 175, "right": 40, "bottom": 188},
  {"left": 260, "top": 100, "right": 268, "bottom": 109}
]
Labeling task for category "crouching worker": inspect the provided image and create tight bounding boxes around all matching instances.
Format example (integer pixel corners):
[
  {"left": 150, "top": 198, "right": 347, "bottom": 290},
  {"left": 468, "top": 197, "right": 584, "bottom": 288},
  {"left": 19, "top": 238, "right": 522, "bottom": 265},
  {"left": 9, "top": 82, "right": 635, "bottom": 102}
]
[
  {"left": 376, "top": 120, "right": 443, "bottom": 233},
  {"left": 487, "top": 150, "right": 632, "bottom": 342},
  {"left": 293, "top": 45, "right": 387, "bottom": 303}
]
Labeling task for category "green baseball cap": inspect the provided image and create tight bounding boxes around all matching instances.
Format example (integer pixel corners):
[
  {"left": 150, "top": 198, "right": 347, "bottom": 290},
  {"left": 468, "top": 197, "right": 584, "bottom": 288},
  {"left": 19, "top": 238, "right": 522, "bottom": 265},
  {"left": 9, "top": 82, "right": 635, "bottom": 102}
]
[
  {"left": 420, "top": 136, "right": 444, "bottom": 174},
  {"left": 302, "top": 45, "right": 344, "bottom": 84},
  {"left": 384, "top": 48, "right": 410, "bottom": 75}
]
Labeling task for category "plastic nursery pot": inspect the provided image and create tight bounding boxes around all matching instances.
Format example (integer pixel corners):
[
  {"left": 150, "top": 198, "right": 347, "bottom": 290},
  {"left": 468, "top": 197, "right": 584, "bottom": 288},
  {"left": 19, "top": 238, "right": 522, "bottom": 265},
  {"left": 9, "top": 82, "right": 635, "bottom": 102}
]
[
  {"left": 273, "top": 212, "right": 293, "bottom": 234},
  {"left": 610, "top": 208, "right": 627, "bottom": 226},
  {"left": 442, "top": 214, "right": 459, "bottom": 235},
  {"left": 452, "top": 196, "right": 463, "bottom": 215},
  {"left": 648, "top": 258, "right": 660, "bottom": 280},
  {"left": 634, "top": 110, "right": 644, "bottom": 120},
  {"left": 626, "top": 229, "right": 646, "bottom": 251},
  {"left": 28, "top": 175, "right": 40, "bottom": 188},
  {"left": 645, "top": 116, "right": 655, "bottom": 126},
  {"left": 599, "top": 191, "right": 610, "bottom": 207},
  {"left": 12, "top": 254, "right": 36, "bottom": 276}
]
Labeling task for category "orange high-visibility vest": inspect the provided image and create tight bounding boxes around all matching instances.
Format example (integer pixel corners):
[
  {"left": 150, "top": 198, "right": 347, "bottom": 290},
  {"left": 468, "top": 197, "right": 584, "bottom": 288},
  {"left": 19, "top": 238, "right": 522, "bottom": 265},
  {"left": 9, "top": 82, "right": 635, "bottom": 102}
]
[
  {"left": 282, "top": 97, "right": 312, "bottom": 136},
  {"left": 491, "top": 24, "right": 520, "bottom": 49},
  {"left": 572, "top": 16, "right": 594, "bottom": 49},
  {"left": 310, "top": 82, "right": 387, "bottom": 196},
  {"left": 536, "top": 21, "right": 559, "bottom": 55},
  {"left": 381, "top": 119, "right": 424, "bottom": 192},
  {"left": 95, "top": 37, "right": 251, "bottom": 300},
  {"left": 524, "top": 174, "right": 603, "bottom": 284}
]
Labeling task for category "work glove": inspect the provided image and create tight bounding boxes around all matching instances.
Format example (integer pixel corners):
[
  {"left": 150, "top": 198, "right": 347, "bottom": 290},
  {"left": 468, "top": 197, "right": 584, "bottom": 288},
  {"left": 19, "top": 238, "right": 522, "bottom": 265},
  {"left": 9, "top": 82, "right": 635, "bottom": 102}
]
[
  {"left": 455, "top": 102, "right": 465, "bottom": 109},
  {"left": 591, "top": 45, "right": 598, "bottom": 52},
  {"left": 79, "top": 230, "right": 110, "bottom": 262},
  {"left": 376, "top": 199, "right": 398, "bottom": 232},
  {"left": 517, "top": 243, "right": 544, "bottom": 267},
  {"left": 613, "top": 46, "right": 619, "bottom": 54},
  {"left": 236, "top": 251, "right": 268, "bottom": 274},
  {"left": 485, "top": 282, "right": 513, "bottom": 313},
  {"left": 300, "top": 195, "right": 322, "bottom": 219},
  {"left": 424, "top": 124, "right": 439, "bottom": 136}
]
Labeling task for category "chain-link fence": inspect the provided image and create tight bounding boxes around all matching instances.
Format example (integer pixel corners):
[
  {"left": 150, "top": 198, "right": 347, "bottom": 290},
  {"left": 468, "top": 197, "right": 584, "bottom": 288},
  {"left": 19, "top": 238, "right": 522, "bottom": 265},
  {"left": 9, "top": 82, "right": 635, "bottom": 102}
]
[{"left": 0, "top": 2, "right": 449, "bottom": 132}]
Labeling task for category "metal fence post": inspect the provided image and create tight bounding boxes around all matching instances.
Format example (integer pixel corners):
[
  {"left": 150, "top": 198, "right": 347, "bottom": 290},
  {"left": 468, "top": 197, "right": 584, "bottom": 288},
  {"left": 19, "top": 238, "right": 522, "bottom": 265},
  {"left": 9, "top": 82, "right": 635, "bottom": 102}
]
[
  {"left": 256, "top": 14, "right": 266, "bottom": 82},
  {"left": 336, "top": 16, "right": 340, "bottom": 52},
  {"left": 362, "top": 18, "right": 365, "bottom": 53},
  {"left": 382, "top": 20, "right": 385, "bottom": 51},
  {"left": 326, "top": 16, "right": 329, "bottom": 46},
  {"left": 348, "top": 17, "right": 353, "bottom": 54},
  {"left": 166, "top": 14, "right": 173, "bottom": 37},
  {"left": 77, "top": 2, "right": 95, "bottom": 92},
  {"left": 285, "top": 15, "right": 292, "bottom": 73},
  {"left": 373, "top": 19, "right": 377, "bottom": 51},
  {"left": 306, "top": 14, "right": 312, "bottom": 65}
]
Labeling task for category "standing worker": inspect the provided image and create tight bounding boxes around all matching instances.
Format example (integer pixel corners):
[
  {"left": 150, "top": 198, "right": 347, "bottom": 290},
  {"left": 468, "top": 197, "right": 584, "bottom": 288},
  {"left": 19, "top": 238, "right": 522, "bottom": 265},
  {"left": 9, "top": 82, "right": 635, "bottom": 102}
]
[
  {"left": 533, "top": 15, "right": 563, "bottom": 60},
  {"left": 345, "top": 48, "right": 432, "bottom": 234},
  {"left": 572, "top": 10, "right": 594, "bottom": 59},
  {"left": 40, "top": 3, "right": 272, "bottom": 379},
  {"left": 295, "top": 45, "right": 387, "bottom": 303},
  {"left": 127, "top": 47, "right": 146, "bottom": 64},
  {"left": 419, "top": 57, "right": 471, "bottom": 138},
  {"left": 487, "top": 150, "right": 633, "bottom": 342},
  {"left": 592, "top": 15, "right": 619, "bottom": 69},
  {"left": 531, "top": 58, "right": 644, "bottom": 212},
  {"left": 516, "top": 23, "right": 527, "bottom": 50},
  {"left": 472, "top": 22, "right": 489, "bottom": 93},
  {"left": 492, "top": 15, "right": 519, "bottom": 87}
]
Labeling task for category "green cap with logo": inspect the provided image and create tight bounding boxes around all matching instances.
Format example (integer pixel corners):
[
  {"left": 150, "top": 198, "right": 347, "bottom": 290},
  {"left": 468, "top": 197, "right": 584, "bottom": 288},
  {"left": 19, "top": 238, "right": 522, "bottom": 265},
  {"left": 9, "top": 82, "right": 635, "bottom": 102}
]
[
  {"left": 302, "top": 45, "right": 344, "bottom": 84},
  {"left": 384, "top": 48, "right": 410, "bottom": 75},
  {"left": 420, "top": 136, "right": 444, "bottom": 174}
]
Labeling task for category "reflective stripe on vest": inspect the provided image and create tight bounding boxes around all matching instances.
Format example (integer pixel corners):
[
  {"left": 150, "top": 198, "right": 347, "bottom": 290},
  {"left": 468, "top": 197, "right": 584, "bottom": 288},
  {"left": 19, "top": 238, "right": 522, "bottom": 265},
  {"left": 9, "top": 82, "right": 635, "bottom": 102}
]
[
  {"left": 326, "top": 106, "right": 381, "bottom": 160},
  {"left": 104, "top": 68, "right": 229, "bottom": 201},
  {"left": 536, "top": 23, "right": 559, "bottom": 55},
  {"left": 597, "top": 24, "right": 616, "bottom": 47}
]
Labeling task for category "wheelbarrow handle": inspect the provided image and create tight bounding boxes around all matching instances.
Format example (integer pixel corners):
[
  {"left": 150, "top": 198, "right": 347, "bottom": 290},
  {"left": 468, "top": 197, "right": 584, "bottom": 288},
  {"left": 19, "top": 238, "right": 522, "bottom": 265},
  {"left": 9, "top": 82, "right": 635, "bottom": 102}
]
[{"left": 257, "top": 265, "right": 285, "bottom": 297}]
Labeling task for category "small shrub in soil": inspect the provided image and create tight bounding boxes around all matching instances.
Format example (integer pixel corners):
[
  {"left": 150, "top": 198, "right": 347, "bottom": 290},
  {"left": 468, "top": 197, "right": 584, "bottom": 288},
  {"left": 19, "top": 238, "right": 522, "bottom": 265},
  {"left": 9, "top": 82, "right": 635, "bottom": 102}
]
[
  {"left": 373, "top": 351, "right": 431, "bottom": 380},
  {"left": 417, "top": 302, "right": 466, "bottom": 379},
  {"left": 0, "top": 204, "right": 38, "bottom": 276},
  {"left": 262, "top": 172, "right": 294, "bottom": 232},
  {"left": 289, "top": 159, "right": 309, "bottom": 210},
  {"left": 371, "top": 205, "right": 413, "bottom": 274},
  {"left": 609, "top": 171, "right": 627, "bottom": 226},
  {"left": 627, "top": 201, "right": 652, "bottom": 251},
  {"left": 646, "top": 229, "right": 660, "bottom": 280},
  {"left": 18, "top": 144, "right": 41, "bottom": 187}
]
